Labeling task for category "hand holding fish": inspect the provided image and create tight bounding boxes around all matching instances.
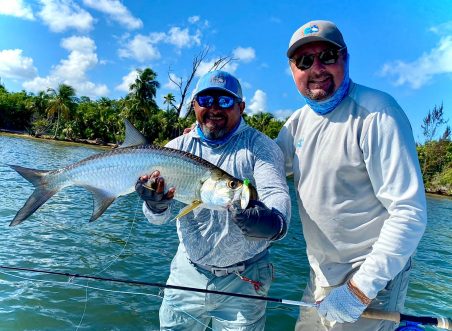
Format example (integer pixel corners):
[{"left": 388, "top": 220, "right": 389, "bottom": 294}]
[
  {"left": 135, "top": 170, "right": 175, "bottom": 214},
  {"left": 229, "top": 200, "right": 287, "bottom": 241}
]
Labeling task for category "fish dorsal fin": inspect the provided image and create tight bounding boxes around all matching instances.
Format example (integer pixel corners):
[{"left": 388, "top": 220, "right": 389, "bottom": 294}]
[
  {"left": 120, "top": 119, "right": 149, "bottom": 148},
  {"left": 174, "top": 200, "right": 203, "bottom": 220},
  {"left": 86, "top": 186, "right": 116, "bottom": 222}
]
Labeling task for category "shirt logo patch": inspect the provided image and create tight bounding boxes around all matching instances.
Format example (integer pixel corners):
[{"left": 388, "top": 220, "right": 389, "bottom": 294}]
[{"left": 296, "top": 138, "right": 304, "bottom": 148}]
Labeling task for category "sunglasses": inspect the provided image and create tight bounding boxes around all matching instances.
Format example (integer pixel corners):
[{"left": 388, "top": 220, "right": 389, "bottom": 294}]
[
  {"left": 290, "top": 47, "right": 346, "bottom": 70},
  {"left": 195, "top": 95, "right": 241, "bottom": 109}
]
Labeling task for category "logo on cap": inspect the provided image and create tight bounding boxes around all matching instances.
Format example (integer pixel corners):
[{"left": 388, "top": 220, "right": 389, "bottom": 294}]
[
  {"left": 304, "top": 24, "right": 319, "bottom": 35},
  {"left": 211, "top": 75, "right": 225, "bottom": 85}
]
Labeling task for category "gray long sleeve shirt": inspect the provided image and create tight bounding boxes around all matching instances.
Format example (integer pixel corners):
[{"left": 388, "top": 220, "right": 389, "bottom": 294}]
[
  {"left": 277, "top": 82, "right": 426, "bottom": 299},
  {"left": 144, "top": 119, "right": 291, "bottom": 267}
]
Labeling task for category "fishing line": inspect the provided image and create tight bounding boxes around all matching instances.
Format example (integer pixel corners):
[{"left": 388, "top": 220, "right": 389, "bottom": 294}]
[
  {"left": 0, "top": 267, "right": 212, "bottom": 330},
  {"left": 76, "top": 197, "right": 140, "bottom": 330}
]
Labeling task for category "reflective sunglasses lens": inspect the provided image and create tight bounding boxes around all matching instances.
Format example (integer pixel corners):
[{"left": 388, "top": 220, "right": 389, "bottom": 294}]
[
  {"left": 319, "top": 50, "right": 338, "bottom": 64},
  {"left": 196, "top": 95, "right": 213, "bottom": 107},
  {"left": 218, "top": 96, "right": 235, "bottom": 108},
  {"left": 297, "top": 55, "right": 314, "bottom": 70},
  {"left": 292, "top": 49, "right": 340, "bottom": 70}
]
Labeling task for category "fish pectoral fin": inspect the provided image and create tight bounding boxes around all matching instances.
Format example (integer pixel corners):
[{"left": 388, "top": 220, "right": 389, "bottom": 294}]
[
  {"left": 87, "top": 187, "right": 116, "bottom": 222},
  {"left": 174, "top": 200, "right": 203, "bottom": 219}
]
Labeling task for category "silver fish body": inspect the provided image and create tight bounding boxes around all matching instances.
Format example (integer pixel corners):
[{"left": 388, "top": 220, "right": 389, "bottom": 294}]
[{"left": 9, "top": 145, "right": 257, "bottom": 226}]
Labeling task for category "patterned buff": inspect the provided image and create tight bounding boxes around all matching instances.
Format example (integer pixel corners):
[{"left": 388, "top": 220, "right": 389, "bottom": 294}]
[
  {"left": 196, "top": 119, "right": 242, "bottom": 146},
  {"left": 304, "top": 54, "right": 350, "bottom": 115}
]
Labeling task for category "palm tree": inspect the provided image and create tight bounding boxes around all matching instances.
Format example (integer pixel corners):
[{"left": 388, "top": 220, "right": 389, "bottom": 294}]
[
  {"left": 163, "top": 93, "right": 176, "bottom": 111},
  {"left": 47, "top": 84, "right": 76, "bottom": 138},
  {"left": 128, "top": 68, "right": 160, "bottom": 117},
  {"left": 127, "top": 68, "right": 161, "bottom": 137}
]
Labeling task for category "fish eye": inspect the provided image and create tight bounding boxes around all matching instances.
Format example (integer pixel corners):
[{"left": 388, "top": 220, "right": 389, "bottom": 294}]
[{"left": 227, "top": 180, "right": 241, "bottom": 189}]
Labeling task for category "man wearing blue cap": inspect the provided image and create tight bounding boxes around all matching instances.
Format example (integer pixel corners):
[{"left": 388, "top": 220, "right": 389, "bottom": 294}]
[
  {"left": 136, "top": 70, "right": 291, "bottom": 330},
  {"left": 277, "top": 20, "right": 427, "bottom": 330}
]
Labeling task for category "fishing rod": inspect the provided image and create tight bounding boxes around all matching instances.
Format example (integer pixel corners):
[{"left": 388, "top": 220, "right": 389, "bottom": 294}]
[
  {"left": 0, "top": 265, "right": 314, "bottom": 307},
  {"left": 362, "top": 309, "right": 451, "bottom": 330},
  {"left": 1, "top": 265, "right": 451, "bottom": 330}
]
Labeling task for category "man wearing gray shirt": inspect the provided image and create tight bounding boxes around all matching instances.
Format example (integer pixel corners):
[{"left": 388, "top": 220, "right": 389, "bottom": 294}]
[
  {"left": 278, "top": 20, "right": 427, "bottom": 330},
  {"left": 136, "top": 70, "right": 291, "bottom": 330}
]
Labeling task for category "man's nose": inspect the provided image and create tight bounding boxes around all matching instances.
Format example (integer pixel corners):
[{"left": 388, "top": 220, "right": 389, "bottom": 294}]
[{"left": 310, "top": 56, "right": 326, "bottom": 71}]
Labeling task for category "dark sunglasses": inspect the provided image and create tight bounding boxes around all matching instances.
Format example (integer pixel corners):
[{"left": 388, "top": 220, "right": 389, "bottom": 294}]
[
  {"left": 290, "top": 47, "right": 346, "bottom": 70},
  {"left": 195, "top": 95, "right": 241, "bottom": 109}
]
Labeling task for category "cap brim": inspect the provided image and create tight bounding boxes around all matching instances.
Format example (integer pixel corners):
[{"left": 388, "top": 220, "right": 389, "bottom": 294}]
[
  {"left": 287, "top": 36, "right": 342, "bottom": 58},
  {"left": 194, "top": 87, "right": 241, "bottom": 100}
]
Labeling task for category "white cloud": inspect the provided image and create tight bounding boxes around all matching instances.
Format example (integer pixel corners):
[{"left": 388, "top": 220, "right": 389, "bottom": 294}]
[
  {"left": 247, "top": 89, "right": 267, "bottom": 115},
  {"left": 0, "top": 49, "right": 37, "bottom": 80},
  {"left": 118, "top": 26, "right": 201, "bottom": 62},
  {"left": 118, "top": 34, "right": 161, "bottom": 62},
  {"left": 380, "top": 36, "right": 452, "bottom": 89},
  {"left": 0, "top": 0, "right": 35, "bottom": 20},
  {"left": 115, "top": 69, "right": 139, "bottom": 92},
  {"left": 272, "top": 109, "right": 294, "bottom": 120},
  {"left": 23, "top": 36, "right": 108, "bottom": 97},
  {"left": 82, "top": 0, "right": 142, "bottom": 30},
  {"left": 188, "top": 16, "right": 199, "bottom": 24},
  {"left": 38, "top": 0, "right": 93, "bottom": 33},
  {"left": 167, "top": 27, "right": 201, "bottom": 48},
  {"left": 429, "top": 21, "right": 452, "bottom": 35},
  {"left": 233, "top": 47, "right": 255, "bottom": 63}
]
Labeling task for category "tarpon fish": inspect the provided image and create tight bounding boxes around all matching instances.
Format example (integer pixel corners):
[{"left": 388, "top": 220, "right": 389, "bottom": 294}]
[{"left": 8, "top": 120, "right": 257, "bottom": 226}]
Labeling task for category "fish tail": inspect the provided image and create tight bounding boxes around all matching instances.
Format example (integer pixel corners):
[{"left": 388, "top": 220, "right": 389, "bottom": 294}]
[{"left": 9, "top": 165, "right": 58, "bottom": 226}]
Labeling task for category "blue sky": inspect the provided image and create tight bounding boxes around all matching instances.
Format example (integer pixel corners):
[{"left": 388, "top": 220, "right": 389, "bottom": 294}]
[{"left": 0, "top": 0, "right": 451, "bottom": 142}]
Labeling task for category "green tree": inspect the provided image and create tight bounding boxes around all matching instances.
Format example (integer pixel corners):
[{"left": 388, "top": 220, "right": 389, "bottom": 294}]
[
  {"left": 245, "top": 112, "right": 285, "bottom": 139},
  {"left": 27, "top": 91, "right": 51, "bottom": 136},
  {"left": 0, "top": 88, "right": 33, "bottom": 131},
  {"left": 417, "top": 103, "right": 451, "bottom": 194},
  {"left": 246, "top": 112, "right": 274, "bottom": 132},
  {"left": 128, "top": 69, "right": 160, "bottom": 116},
  {"left": 163, "top": 93, "right": 176, "bottom": 111},
  {"left": 46, "top": 84, "right": 77, "bottom": 138},
  {"left": 126, "top": 68, "right": 161, "bottom": 140},
  {"left": 421, "top": 103, "right": 448, "bottom": 142}
]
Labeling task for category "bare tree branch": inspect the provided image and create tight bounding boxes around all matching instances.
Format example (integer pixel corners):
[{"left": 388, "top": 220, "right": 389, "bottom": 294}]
[{"left": 167, "top": 46, "right": 235, "bottom": 119}]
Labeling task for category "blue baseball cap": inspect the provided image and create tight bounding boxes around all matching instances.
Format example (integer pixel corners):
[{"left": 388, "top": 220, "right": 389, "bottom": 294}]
[{"left": 193, "top": 70, "right": 243, "bottom": 100}]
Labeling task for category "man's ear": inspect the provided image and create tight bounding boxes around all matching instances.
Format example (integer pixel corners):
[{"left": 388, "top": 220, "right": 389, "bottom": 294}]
[{"left": 239, "top": 102, "right": 246, "bottom": 115}]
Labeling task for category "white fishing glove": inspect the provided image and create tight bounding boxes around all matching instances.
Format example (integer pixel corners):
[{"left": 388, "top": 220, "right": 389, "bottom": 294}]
[
  {"left": 135, "top": 171, "right": 175, "bottom": 214},
  {"left": 317, "top": 282, "right": 369, "bottom": 323},
  {"left": 230, "top": 200, "right": 287, "bottom": 241}
]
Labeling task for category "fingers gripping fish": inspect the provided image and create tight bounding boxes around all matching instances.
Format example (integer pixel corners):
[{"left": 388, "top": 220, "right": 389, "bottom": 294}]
[{"left": 8, "top": 120, "right": 257, "bottom": 226}]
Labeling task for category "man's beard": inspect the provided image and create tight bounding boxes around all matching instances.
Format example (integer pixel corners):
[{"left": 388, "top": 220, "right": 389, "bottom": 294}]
[
  {"left": 305, "top": 73, "right": 335, "bottom": 101},
  {"left": 200, "top": 122, "right": 228, "bottom": 140}
]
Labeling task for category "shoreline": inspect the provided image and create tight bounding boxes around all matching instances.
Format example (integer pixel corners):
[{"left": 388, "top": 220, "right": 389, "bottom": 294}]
[
  {"left": 0, "top": 129, "right": 115, "bottom": 149},
  {"left": 2, "top": 129, "right": 451, "bottom": 198}
]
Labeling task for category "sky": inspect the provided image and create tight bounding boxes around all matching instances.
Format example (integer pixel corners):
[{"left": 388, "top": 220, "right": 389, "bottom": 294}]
[{"left": 0, "top": 0, "right": 451, "bottom": 142}]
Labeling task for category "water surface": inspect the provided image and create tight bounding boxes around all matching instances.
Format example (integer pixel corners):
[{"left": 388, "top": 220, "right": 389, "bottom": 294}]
[{"left": 0, "top": 134, "right": 450, "bottom": 330}]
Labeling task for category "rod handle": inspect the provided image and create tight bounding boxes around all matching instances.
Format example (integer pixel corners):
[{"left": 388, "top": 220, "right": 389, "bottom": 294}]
[
  {"left": 362, "top": 309, "right": 452, "bottom": 330},
  {"left": 362, "top": 309, "right": 400, "bottom": 323}
]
